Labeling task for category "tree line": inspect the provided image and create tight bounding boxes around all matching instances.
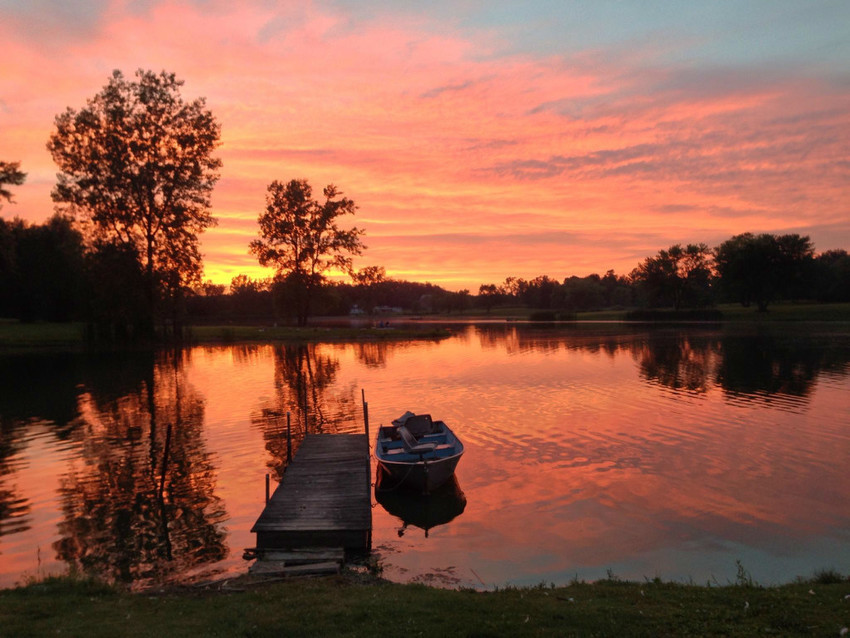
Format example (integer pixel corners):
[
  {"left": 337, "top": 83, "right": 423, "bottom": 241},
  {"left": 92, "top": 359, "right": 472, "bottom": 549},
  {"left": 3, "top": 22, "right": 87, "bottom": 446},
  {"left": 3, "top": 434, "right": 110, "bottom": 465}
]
[
  {"left": 1, "top": 68, "right": 848, "bottom": 337},
  {"left": 2, "top": 204, "right": 848, "bottom": 329},
  {"left": 476, "top": 237, "right": 848, "bottom": 317}
]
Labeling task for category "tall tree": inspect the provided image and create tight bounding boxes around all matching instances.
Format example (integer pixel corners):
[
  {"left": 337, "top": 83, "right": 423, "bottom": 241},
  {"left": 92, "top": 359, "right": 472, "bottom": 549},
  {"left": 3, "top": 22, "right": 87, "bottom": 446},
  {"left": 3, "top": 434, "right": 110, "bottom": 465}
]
[
  {"left": 0, "top": 215, "right": 86, "bottom": 322},
  {"left": 353, "top": 265, "right": 386, "bottom": 314},
  {"left": 477, "top": 283, "right": 500, "bottom": 313},
  {"left": 47, "top": 69, "right": 221, "bottom": 334},
  {"left": 630, "top": 244, "right": 713, "bottom": 310},
  {"left": 250, "top": 179, "right": 365, "bottom": 326},
  {"left": 0, "top": 161, "right": 26, "bottom": 209},
  {"left": 714, "top": 233, "right": 814, "bottom": 311},
  {"left": 812, "top": 249, "right": 850, "bottom": 302}
]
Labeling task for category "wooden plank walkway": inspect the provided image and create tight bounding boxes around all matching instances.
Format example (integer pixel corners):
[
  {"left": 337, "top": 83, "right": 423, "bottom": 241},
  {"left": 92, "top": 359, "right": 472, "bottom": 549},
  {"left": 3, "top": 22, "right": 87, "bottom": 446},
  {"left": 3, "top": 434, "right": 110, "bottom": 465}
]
[{"left": 250, "top": 433, "right": 371, "bottom": 553}]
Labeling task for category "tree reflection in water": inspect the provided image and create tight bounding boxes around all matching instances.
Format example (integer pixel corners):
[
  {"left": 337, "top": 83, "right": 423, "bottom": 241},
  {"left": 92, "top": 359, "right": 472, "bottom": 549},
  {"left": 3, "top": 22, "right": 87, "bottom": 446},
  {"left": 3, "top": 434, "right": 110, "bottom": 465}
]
[
  {"left": 0, "top": 353, "right": 80, "bottom": 542},
  {"left": 0, "top": 420, "right": 30, "bottom": 540},
  {"left": 252, "top": 344, "right": 359, "bottom": 480},
  {"left": 469, "top": 323, "right": 849, "bottom": 401},
  {"left": 633, "top": 332, "right": 721, "bottom": 394},
  {"left": 629, "top": 328, "right": 849, "bottom": 400},
  {"left": 53, "top": 351, "right": 227, "bottom": 585}
]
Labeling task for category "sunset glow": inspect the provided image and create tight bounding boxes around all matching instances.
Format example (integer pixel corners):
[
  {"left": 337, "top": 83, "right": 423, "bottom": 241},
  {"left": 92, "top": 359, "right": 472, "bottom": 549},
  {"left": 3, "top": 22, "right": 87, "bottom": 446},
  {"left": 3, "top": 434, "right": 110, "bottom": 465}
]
[{"left": 2, "top": 1, "right": 848, "bottom": 290}]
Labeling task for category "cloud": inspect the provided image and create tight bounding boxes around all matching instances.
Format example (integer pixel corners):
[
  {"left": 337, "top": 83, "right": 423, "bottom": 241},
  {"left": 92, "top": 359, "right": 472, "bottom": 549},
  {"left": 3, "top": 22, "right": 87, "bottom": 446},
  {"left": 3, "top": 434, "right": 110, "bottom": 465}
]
[
  {"left": 0, "top": 0, "right": 105, "bottom": 44},
  {"left": 1, "top": 0, "right": 848, "bottom": 290},
  {"left": 420, "top": 80, "right": 475, "bottom": 99}
]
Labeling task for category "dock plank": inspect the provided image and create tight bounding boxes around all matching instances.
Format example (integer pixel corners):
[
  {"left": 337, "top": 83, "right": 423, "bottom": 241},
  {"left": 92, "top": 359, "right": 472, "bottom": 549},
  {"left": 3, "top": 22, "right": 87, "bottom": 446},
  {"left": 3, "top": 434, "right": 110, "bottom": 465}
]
[{"left": 251, "top": 433, "right": 371, "bottom": 552}]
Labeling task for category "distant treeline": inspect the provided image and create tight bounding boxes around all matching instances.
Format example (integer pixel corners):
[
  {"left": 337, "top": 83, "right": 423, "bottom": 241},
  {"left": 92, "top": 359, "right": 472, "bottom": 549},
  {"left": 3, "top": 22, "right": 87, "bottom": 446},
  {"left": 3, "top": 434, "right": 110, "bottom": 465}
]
[
  {"left": 476, "top": 236, "right": 849, "bottom": 315},
  {"left": 1, "top": 215, "right": 150, "bottom": 337},
  {"left": 1, "top": 215, "right": 848, "bottom": 327}
]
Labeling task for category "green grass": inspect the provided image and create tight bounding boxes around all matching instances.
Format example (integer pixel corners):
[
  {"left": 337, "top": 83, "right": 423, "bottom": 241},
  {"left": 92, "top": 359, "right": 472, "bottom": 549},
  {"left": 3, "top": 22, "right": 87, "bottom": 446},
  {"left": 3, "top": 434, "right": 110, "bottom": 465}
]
[
  {"left": 1, "top": 572, "right": 848, "bottom": 637},
  {"left": 478, "top": 302, "right": 850, "bottom": 323},
  {"left": 0, "top": 321, "right": 86, "bottom": 349},
  {"left": 0, "top": 321, "right": 451, "bottom": 349},
  {"left": 1, "top": 303, "right": 848, "bottom": 351},
  {"left": 715, "top": 302, "right": 850, "bottom": 322}
]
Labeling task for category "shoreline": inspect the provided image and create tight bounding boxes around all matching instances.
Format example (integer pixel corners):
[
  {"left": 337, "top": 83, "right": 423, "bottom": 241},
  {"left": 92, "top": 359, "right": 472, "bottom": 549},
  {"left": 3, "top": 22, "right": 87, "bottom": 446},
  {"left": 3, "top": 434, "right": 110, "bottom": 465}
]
[
  {"left": 2, "top": 569, "right": 848, "bottom": 636},
  {"left": 1, "top": 301, "right": 849, "bottom": 350}
]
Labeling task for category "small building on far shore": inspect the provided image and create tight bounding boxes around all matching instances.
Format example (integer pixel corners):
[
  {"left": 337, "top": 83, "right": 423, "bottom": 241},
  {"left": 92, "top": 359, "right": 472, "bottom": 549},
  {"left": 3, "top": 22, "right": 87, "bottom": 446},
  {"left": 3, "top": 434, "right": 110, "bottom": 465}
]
[{"left": 373, "top": 305, "right": 403, "bottom": 315}]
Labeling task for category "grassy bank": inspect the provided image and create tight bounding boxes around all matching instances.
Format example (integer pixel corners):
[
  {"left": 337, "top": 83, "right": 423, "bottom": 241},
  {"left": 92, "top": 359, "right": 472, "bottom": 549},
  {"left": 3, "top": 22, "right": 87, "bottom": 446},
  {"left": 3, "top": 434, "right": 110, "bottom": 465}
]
[
  {"left": 0, "top": 321, "right": 451, "bottom": 350},
  {"left": 577, "top": 302, "right": 850, "bottom": 323},
  {"left": 479, "top": 302, "right": 850, "bottom": 323},
  {"left": 0, "top": 320, "right": 87, "bottom": 349},
  {"left": 1, "top": 572, "right": 848, "bottom": 637},
  {"left": 714, "top": 302, "right": 850, "bottom": 322},
  {"left": 2, "top": 303, "right": 848, "bottom": 350}
]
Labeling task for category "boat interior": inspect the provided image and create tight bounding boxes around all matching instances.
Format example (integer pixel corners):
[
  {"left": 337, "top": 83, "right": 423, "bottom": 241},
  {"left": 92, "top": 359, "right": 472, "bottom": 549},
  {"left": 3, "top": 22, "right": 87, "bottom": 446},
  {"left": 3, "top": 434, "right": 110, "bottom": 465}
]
[{"left": 377, "top": 413, "right": 459, "bottom": 460}]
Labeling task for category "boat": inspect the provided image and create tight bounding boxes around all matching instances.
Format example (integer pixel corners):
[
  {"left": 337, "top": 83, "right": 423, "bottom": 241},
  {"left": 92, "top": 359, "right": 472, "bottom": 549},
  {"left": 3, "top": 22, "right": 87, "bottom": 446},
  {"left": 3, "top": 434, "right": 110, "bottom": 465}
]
[{"left": 374, "top": 411, "right": 464, "bottom": 492}]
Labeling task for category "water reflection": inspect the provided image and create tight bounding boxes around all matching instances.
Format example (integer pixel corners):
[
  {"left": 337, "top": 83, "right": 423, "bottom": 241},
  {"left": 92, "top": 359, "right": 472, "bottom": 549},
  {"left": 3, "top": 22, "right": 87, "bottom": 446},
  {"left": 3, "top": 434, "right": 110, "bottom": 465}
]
[
  {"left": 633, "top": 332, "right": 719, "bottom": 394},
  {"left": 473, "top": 324, "right": 849, "bottom": 400},
  {"left": 0, "top": 324, "right": 849, "bottom": 589},
  {"left": 53, "top": 352, "right": 227, "bottom": 585},
  {"left": 0, "top": 419, "right": 29, "bottom": 539},
  {"left": 376, "top": 470, "right": 467, "bottom": 538},
  {"left": 0, "top": 351, "right": 159, "bottom": 542},
  {"left": 630, "top": 328, "right": 850, "bottom": 402},
  {"left": 251, "top": 344, "right": 360, "bottom": 480}
]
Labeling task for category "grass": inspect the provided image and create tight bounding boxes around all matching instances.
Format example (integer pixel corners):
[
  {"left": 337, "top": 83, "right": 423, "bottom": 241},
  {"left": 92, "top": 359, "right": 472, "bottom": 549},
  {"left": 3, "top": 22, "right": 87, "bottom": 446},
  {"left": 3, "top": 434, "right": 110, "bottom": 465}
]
[
  {"left": 480, "top": 302, "right": 850, "bottom": 323},
  {"left": 0, "top": 320, "right": 86, "bottom": 349},
  {"left": 1, "top": 302, "right": 848, "bottom": 351},
  {"left": 715, "top": 301, "right": 850, "bottom": 322},
  {"left": 0, "top": 321, "right": 451, "bottom": 350},
  {"left": 1, "top": 571, "right": 848, "bottom": 637}
]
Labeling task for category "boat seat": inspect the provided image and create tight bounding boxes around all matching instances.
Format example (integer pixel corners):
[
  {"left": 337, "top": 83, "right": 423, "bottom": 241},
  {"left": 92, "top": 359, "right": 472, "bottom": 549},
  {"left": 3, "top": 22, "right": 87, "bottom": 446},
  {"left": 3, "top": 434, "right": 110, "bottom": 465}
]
[
  {"left": 397, "top": 425, "right": 437, "bottom": 455},
  {"left": 401, "top": 414, "right": 434, "bottom": 437}
]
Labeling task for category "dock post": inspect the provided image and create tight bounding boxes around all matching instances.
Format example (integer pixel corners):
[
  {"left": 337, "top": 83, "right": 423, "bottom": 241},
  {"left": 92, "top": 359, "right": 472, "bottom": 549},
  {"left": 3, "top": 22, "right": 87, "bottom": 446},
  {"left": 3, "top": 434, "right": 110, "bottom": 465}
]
[
  {"left": 265, "top": 473, "right": 270, "bottom": 504},
  {"left": 361, "top": 389, "right": 372, "bottom": 503},
  {"left": 362, "top": 389, "right": 370, "bottom": 441},
  {"left": 286, "top": 411, "right": 292, "bottom": 464}
]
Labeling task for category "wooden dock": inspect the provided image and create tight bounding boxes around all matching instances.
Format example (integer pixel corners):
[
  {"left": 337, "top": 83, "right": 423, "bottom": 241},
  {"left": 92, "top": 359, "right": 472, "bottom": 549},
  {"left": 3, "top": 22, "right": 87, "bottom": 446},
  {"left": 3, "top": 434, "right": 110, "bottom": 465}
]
[{"left": 250, "top": 433, "right": 372, "bottom": 554}]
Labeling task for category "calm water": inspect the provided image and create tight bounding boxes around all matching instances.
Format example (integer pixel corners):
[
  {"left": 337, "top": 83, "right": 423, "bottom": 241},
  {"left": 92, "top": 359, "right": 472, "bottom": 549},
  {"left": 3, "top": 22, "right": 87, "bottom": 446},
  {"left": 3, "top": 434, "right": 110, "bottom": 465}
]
[{"left": 1, "top": 323, "right": 849, "bottom": 589}]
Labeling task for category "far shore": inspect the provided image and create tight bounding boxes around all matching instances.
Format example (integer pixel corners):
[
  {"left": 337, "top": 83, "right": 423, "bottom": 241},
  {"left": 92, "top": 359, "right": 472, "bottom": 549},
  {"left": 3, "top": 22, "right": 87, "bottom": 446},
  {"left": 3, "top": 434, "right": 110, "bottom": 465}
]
[{"left": 1, "top": 302, "right": 848, "bottom": 350}]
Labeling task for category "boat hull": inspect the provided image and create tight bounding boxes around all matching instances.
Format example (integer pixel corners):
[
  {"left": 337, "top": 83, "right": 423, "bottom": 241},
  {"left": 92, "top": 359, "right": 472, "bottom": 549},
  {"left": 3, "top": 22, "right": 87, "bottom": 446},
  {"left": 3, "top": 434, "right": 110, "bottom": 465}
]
[
  {"left": 375, "top": 452, "right": 462, "bottom": 492},
  {"left": 374, "top": 412, "right": 464, "bottom": 492}
]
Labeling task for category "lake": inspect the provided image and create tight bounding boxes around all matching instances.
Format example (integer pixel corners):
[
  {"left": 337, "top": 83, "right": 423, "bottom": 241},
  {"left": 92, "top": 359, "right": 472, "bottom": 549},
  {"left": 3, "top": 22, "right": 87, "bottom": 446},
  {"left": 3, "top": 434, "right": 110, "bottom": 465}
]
[{"left": 1, "top": 322, "right": 849, "bottom": 590}]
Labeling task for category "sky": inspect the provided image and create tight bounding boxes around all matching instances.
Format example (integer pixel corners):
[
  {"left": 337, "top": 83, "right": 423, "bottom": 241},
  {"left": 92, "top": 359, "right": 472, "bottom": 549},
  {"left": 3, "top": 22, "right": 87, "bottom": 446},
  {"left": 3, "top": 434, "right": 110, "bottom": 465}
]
[{"left": 1, "top": 0, "right": 848, "bottom": 291}]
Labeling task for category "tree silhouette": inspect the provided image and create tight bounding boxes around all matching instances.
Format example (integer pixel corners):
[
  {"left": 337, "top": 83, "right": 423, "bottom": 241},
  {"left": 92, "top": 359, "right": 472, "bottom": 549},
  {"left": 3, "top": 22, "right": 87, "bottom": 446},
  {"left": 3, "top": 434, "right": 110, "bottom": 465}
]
[
  {"left": 352, "top": 265, "right": 386, "bottom": 315},
  {"left": 630, "top": 244, "right": 713, "bottom": 310},
  {"left": 0, "top": 161, "right": 26, "bottom": 209},
  {"left": 0, "top": 215, "right": 86, "bottom": 322},
  {"left": 47, "top": 69, "right": 221, "bottom": 335},
  {"left": 714, "top": 233, "right": 814, "bottom": 311},
  {"left": 250, "top": 179, "right": 365, "bottom": 326}
]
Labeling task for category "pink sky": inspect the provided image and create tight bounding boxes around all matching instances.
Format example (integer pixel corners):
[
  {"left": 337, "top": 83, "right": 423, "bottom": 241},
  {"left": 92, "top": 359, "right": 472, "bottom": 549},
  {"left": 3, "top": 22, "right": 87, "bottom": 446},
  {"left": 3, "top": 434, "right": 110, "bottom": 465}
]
[{"left": 1, "top": 1, "right": 848, "bottom": 290}]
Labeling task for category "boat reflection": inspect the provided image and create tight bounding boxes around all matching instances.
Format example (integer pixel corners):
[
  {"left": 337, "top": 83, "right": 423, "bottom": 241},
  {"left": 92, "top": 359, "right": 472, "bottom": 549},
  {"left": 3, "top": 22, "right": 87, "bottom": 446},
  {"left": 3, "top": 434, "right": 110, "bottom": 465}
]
[{"left": 375, "top": 468, "right": 467, "bottom": 538}]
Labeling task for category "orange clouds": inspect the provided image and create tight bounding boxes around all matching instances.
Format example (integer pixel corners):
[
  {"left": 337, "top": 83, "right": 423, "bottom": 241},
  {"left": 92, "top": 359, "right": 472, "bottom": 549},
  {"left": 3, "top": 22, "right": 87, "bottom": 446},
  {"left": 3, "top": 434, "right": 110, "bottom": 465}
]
[{"left": 1, "top": 1, "right": 848, "bottom": 290}]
